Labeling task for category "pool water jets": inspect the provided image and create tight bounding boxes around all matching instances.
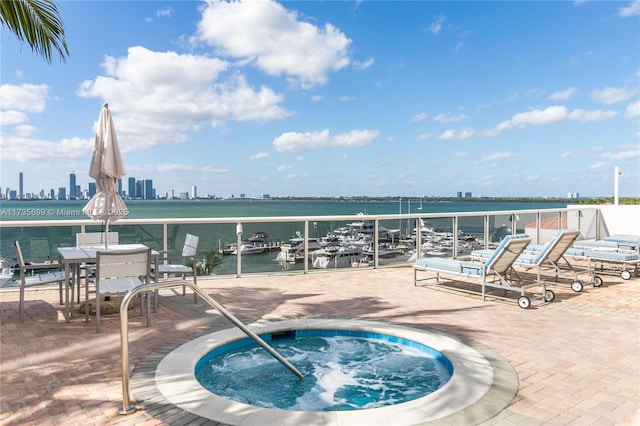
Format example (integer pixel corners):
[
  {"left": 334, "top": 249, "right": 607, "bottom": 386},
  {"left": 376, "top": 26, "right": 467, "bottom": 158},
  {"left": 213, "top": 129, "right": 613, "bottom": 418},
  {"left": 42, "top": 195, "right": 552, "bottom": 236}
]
[
  {"left": 195, "top": 330, "right": 453, "bottom": 411},
  {"left": 156, "top": 319, "right": 497, "bottom": 425}
]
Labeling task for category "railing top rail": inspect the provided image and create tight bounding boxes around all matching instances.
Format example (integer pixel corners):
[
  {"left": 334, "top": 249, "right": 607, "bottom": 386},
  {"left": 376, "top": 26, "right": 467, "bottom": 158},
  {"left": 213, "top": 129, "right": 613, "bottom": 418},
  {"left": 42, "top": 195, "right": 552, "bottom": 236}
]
[{"left": 0, "top": 206, "right": 598, "bottom": 228}]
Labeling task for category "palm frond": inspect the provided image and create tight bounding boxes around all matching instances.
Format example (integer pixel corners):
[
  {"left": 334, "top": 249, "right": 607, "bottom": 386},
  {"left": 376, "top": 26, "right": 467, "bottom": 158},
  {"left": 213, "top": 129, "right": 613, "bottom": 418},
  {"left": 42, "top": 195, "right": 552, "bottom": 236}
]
[{"left": 0, "top": 0, "right": 69, "bottom": 63}]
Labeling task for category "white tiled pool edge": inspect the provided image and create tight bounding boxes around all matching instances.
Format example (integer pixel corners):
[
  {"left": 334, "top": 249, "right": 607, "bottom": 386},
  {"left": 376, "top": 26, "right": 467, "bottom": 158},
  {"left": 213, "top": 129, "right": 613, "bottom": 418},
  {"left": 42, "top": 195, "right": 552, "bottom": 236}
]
[{"left": 154, "top": 319, "right": 504, "bottom": 426}]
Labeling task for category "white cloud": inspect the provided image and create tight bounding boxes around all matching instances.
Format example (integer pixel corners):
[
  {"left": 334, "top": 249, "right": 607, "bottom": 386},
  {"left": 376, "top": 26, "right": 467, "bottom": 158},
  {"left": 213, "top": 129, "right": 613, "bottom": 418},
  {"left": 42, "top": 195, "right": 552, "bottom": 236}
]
[
  {"left": 453, "top": 151, "right": 469, "bottom": 157},
  {"left": 490, "top": 106, "right": 617, "bottom": 135},
  {"left": 155, "top": 163, "right": 229, "bottom": 173},
  {"left": 156, "top": 7, "right": 173, "bottom": 18},
  {"left": 195, "top": 0, "right": 351, "bottom": 87},
  {"left": 417, "top": 133, "right": 432, "bottom": 140},
  {"left": 591, "top": 86, "right": 638, "bottom": 104},
  {"left": 589, "top": 161, "right": 609, "bottom": 172},
  {"left": 250, "top": 152, "right": 270, "bottom": 160},
  {"left": 525, "top": 175, "right": 539, "bottom": 182},
  {"left": 0, "top": 135, "right": 90, "bottom": 162},
  {"left": 77, "top": 46, "right": 291, "bottom": 150},
  {"left": 437, "top": 128, "right": 475, "bottom": 140},
  {"left": 0, "top": 83, "right": 48, "bottom": 112},
  {"left": 548, "top": 87, "right": 577, "bottom": 101},
  {"left": 429, "top": 15, "right": 446, "bottom": 35},
  {"left": 619, "top": 1, "right": 640, "bottom": 17},
  {"left": 353, "top": 58, "right": 374, "bottom": 70},
  {"left": 560, "top": 147, "right": 603, "bottom": 158},
  {"left": 433, "top": 112, "right": 470, "bottom": 123},
  {"left": 601, "top": 150, "right": 640, "bottom": 160},
  {"left": 0, "top": 110, "right": 28, "bottom": 126},
  {"left": 475, "top": 151, "right": 518, "bottom": 164},
  {"left": 410, "top": 112, "right": 428, "bottom": 123},
  {"left": 624, "top": 101, "right": 640, "bottom": 118},
  {"left": 277, "top": 164, "right": 294, "bottom": 172},
  {"left": 273, "top": 128, "right": 378, "bottom": 152}
]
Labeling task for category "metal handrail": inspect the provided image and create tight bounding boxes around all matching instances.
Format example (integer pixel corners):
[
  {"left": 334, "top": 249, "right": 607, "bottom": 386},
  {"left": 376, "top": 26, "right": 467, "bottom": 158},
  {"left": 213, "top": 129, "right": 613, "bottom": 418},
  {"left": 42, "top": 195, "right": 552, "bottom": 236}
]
[{"left": 118, "top": 279, "right": 303, "bottom": 415}]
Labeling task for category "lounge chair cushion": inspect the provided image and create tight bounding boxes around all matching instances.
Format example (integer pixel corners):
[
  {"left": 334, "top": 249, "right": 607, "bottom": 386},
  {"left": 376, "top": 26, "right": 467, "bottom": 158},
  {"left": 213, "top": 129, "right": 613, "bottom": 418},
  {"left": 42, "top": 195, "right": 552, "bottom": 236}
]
[
  {"left": 414, "top": 258, "right": 483, "bottom": 276},
  {"left": 565, "top": 248, "right": 638, "bottom": 261}
]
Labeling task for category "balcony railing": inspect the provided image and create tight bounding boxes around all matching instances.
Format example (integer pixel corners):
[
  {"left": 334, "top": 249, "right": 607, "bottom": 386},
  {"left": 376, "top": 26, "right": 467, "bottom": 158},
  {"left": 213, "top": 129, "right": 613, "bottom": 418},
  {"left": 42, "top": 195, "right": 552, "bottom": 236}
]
[{"left": 0, "top": 206, "right": 602, "bottom": 276}]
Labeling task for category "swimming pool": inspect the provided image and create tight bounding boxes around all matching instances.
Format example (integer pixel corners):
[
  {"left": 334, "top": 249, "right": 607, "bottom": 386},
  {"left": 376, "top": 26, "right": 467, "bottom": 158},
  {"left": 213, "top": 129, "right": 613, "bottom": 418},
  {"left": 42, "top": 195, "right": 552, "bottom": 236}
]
[
  {"left": 195, "top": 329, "right": 453, "bottom": 411},
  {"left": 155, "top": 319, "right": 502, "bottom": 425}
]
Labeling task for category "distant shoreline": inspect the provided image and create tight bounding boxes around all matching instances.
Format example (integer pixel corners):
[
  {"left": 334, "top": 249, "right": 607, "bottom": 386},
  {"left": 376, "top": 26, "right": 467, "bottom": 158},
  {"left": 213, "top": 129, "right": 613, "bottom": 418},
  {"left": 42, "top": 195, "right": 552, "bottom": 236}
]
[{"left": 1, "top": 196, "right": 638, "bottom": 205}]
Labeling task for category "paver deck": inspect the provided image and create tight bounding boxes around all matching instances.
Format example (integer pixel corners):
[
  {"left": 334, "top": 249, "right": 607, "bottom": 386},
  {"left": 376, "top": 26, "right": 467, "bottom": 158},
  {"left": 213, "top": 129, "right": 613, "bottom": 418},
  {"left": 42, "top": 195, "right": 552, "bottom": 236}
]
[{"left": 1, "top": 266, "right": 639, "bottom": 425}]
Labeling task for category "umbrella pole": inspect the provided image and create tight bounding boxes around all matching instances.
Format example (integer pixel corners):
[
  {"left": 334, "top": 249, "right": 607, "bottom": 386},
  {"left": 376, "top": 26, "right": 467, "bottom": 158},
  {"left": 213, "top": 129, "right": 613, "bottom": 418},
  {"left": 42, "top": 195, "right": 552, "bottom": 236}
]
[{"left": 105, "top": 220, "right": 110, "bottom": 249}]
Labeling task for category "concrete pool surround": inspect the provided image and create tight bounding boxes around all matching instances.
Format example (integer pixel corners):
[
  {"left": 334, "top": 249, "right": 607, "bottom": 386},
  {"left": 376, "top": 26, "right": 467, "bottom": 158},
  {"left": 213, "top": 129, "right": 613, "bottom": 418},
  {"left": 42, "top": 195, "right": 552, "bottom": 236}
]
[{"left": 154, "top": 319, "right": 515, "bottom": 425}]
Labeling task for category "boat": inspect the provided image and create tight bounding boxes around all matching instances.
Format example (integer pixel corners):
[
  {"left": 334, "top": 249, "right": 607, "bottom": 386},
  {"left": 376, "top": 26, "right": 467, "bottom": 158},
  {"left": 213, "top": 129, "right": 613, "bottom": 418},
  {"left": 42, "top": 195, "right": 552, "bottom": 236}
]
[
  {"left": 232, "top": 243, "right": 265, "bottom": 255},
  {"left": 0, "top": 256, "right": 15, "bottom": 287},
  {"left": 311, "top": 245, "right": 364, "bottom": 269},
  {"left": 1, "top": 268, "right": 14, "bottom": 287},
  {"left": 231, "top": 232, "right": 272, "bottom": 255},
  {"left": 275, "top": 237, "right": 323, "bottom": 265}
]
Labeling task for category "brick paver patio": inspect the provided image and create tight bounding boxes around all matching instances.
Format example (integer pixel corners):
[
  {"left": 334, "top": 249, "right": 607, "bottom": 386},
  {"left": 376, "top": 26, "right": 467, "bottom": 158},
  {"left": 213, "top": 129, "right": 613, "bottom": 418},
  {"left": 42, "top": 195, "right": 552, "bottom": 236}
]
[{"left": 1, "top": 266, "right": 638, "bottom": 425}]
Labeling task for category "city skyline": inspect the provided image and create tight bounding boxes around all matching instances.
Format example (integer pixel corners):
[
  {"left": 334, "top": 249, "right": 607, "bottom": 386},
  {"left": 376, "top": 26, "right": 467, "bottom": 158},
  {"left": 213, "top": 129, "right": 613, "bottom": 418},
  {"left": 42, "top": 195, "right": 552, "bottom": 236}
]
[{"left": 1, "top": 1, "right": 639, "bottom": 198}]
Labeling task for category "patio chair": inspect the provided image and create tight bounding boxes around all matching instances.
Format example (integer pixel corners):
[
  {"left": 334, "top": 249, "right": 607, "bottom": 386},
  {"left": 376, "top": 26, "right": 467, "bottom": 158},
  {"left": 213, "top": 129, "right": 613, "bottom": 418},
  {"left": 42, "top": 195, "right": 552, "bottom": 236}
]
[
  {"left": 470, "top": 229, "right": 592, "bottom": 292},
  {"left": 87, "top": 247, "right": 152, "bottom": 333},
  {"left": 75, "top": 231, "right": 120, "bottom": 247},
  {"left": 152, "top": 234, "right": 201, "bottom": 304},
  {"left": 73, "top": 232, "right": 121, "bottom": 303},
  {"left": 413, "top": 234, "right": 553, "bottom": 309},
  {"left": 13, "top": 240, "right": 67, "bottom": 322}
]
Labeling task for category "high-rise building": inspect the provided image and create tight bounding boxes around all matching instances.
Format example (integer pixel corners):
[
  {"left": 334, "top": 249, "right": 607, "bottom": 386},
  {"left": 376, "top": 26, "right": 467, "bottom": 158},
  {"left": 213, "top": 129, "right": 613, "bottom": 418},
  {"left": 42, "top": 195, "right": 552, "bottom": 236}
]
[
  {"left": 58, "top": 187, "right": 66, "bottom": 200},
  {"left": 191, "top": 185, "right": 197, "bottom": 199},
  {"left": 50, "top": 189, "right": 55, "bottom": 199},
  {"left": 88, "top": 182, "right": 96, "bottom": 197},
  {"left": 128, "top": 177, "right": 136, "bottom": 199},
  {"left": 143, "top": 179, "right": 153, "bottom": 200},
  {"left": 69, "top": 173, "right": 77, "bottom": 199},
  {"left": 456, "top": 191, "right": 462, "bottom": 198},
  {"left": 118, "top": 178, "right": 123, "bottom": 196},
  {"left": 19, "top": 172, "right": 24, "bottom": 200},
  {"left": 465, "top": 192, "right": 472, "bottom": 198}
]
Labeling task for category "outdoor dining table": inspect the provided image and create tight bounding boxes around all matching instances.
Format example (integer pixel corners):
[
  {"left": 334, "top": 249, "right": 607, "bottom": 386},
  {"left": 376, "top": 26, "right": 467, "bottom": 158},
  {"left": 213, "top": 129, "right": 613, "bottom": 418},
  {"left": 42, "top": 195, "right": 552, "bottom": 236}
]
[{"left": 57, "top": 244, "right": 158, "bottom": 322}]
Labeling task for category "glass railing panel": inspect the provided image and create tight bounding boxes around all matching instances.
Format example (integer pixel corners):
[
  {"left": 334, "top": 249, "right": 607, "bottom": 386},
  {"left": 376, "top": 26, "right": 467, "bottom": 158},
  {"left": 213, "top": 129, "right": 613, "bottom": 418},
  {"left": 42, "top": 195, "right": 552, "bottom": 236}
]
[
  {"left": 537, "top": 211, "right": 562, "bottom": 244},
  {"left": 457, "top": 215, "right": 486, "bottom": 254},
  {"left": 2, "top": 225, "right": 77, "bottom": 260}
]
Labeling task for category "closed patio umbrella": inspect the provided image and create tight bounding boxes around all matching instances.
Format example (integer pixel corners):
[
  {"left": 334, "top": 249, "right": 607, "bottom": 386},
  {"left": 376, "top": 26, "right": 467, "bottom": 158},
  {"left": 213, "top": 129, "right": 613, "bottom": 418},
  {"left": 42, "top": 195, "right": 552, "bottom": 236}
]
[{"left": 82, "top": 103, "right": 128, "bottom": 248}]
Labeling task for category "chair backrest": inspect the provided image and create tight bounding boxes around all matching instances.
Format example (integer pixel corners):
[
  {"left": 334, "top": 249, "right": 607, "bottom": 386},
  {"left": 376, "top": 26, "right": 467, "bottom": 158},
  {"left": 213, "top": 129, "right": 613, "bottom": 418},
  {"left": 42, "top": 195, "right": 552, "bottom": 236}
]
[
  {"left": 535, "top": 229, "right": 581, "bottom": 265},
  {"left": 95, "top": 248, "right": 151, "bottom": 282},
  {"left": 13, "top": 241, "right": 26, "bottom": 271},
  {"left": 76, "top": 232, "right": 119, "bottom": 247},
  {"left": 485, "top": 234, "right": 532, "bottom": 274},
  {"left": 182, "top": 234, "right": 200, "bottom": 258}
]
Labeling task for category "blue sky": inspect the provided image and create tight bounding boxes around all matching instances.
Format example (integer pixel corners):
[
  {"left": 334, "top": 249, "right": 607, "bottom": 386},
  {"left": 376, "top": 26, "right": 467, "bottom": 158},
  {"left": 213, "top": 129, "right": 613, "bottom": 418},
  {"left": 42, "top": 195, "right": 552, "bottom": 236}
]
[{"left": 1, "top": 0, "right": 639, "bottom": 199}]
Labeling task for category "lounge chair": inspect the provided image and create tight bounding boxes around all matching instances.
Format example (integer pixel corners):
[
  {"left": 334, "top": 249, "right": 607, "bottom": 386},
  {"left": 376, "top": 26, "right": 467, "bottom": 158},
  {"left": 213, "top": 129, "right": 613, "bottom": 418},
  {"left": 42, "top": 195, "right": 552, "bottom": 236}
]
[
  {"left": 563, "top": 247, "right": 639, "bottom": 281},
  {"left": 470, "top": 229, "right": 595, "bottom": 292},
  {"left": 413, "top": 234, "right": 553, "bottom": 309}
]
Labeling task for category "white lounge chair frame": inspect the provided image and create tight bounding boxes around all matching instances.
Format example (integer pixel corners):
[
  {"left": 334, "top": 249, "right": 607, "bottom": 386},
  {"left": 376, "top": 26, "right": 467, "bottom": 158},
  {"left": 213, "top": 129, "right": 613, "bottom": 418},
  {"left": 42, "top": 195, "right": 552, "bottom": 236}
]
[
  {"left": 471, "top": 229, "right": 598, "bottom": 293},
  {"left": 414, "top": 234, "right": 554, "bottom": 309}
]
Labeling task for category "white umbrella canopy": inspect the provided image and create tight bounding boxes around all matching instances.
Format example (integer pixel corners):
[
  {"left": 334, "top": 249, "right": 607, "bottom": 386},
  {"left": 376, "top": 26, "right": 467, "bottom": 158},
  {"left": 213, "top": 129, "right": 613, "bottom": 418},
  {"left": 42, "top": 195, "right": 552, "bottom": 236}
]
[{"left": 82, "top": 103, "right": 128, "bottom": 247}]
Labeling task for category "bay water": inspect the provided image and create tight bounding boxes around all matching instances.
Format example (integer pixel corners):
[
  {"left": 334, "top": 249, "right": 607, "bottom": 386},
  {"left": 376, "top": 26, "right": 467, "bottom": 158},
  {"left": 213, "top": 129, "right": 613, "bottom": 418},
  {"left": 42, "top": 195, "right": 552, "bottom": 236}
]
[{"left": 0, "top": 199, "right": 567, "bottom": 275}]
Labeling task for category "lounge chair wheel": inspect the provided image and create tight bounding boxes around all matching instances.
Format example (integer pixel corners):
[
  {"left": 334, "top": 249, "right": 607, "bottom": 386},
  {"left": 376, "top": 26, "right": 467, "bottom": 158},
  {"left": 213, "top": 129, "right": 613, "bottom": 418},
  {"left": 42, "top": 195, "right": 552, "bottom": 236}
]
[
  {"left": 620, "top": 270, "right": 632, "bottom": 280},
  {"left": 593, "top": 276, "right": 604, "bottom": 287},
  {"left": 571, "top": 281, "right": 583, "bottom": 292},
  {"left": 517, "top": 296, "right": 531, "bottom": 309},
  {"left": 544, "top": 289, "right": 555, "bottom": 302}
]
